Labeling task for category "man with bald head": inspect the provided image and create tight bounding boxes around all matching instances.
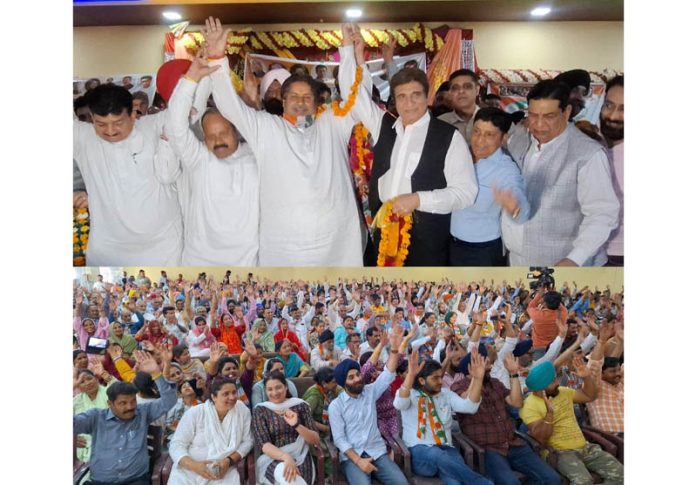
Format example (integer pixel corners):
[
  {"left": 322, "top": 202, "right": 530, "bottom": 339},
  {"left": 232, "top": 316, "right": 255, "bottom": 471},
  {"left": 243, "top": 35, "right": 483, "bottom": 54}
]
[{"left": 165, "top": 54, "right": 259, "bottom": 265}]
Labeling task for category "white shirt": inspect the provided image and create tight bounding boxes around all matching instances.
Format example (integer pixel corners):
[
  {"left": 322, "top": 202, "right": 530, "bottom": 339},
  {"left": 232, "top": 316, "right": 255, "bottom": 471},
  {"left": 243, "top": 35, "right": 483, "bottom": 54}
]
[
  {"left": 73, "top": 115, "right": 183, "bottom": 265},
  {"left": 503, "top": 125, "right": 619, "bottom": 266},
  {"left": 165, "top": 79, "right": 260, "bottom": 266},
  {"left": 337, "top": 45, "right": 478, "bottom": 215},
  {"left": 393, "top": 388, "right": 480, "bottom": 448},
  {"left": 359, "top": 341, "right": 389, "bottom": 363},
  {"left": 209, "top": 58, "right": 363, "bottom": 267}
]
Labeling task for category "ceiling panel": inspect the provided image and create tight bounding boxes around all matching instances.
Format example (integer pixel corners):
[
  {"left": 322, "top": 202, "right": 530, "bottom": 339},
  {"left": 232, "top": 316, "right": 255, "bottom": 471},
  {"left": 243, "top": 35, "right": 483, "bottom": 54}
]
[{"left": 73, "top": 1, "right": 623, "bottom": 26}]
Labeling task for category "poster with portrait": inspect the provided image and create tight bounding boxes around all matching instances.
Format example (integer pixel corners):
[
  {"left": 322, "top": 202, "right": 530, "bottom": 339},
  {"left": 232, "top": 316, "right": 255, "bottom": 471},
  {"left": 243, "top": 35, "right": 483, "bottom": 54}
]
[{"left": 73, "top": 74, "right": 158, "bottom": 111}]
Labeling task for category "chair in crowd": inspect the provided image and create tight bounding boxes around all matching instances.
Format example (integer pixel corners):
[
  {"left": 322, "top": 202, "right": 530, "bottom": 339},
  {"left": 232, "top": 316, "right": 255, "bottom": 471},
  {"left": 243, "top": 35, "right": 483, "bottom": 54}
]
[
  {"left": 156, "top": 450, "right": 256, "bottom": 484},
  {"left": 74, "top": 425, "right": 164, "bottom": 485},
  {"left": 291, "top": 376, "right": 316, "bottom": 398},
  {"left": 517, "top": 428, "right": 618, "bottom": 485},
  {"left": 454, "top": 429, "right": 528, "bottom": 482},
  {"left": 577, "top": 404, "right": 624, "bottom": 463}
]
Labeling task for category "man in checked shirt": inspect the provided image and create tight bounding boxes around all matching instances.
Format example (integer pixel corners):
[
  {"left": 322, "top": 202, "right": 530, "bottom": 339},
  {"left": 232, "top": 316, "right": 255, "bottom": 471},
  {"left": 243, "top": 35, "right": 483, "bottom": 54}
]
[
  {"left": 451, "top": 352, "right": 561, "bottom": 484},
  {"left": 586, "top": 357, "right": 623, "bottom": 437}
]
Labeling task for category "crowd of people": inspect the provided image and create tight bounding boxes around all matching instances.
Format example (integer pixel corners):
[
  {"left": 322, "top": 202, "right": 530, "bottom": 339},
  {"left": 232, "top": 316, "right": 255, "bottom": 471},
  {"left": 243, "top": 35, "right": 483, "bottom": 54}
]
[
  {"left": 73, "top": 269, "right": 624, "bottom": 484},
  {"left": 73, "top": 18, "right": 624, "bottom": 267}
]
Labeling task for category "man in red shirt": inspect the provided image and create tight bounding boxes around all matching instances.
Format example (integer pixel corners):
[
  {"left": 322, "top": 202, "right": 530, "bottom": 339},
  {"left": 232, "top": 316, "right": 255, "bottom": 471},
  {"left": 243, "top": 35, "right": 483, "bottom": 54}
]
[{"left": 527, "top": 287, "right": 568, "bottom": 360}]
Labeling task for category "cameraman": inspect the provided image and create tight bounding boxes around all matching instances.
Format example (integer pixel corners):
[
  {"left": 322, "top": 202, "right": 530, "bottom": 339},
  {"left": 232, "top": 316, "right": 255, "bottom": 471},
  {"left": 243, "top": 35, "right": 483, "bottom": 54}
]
[{"left": 527, "top": 285, "right": 568, "bottom": 361}]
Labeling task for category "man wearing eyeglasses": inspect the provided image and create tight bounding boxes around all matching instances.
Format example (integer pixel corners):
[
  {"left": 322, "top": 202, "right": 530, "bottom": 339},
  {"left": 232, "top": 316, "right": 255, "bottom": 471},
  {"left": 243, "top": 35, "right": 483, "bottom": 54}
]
[
  {"left": 438, "top": 69, "right": 480, "bottom": 144},
  {"left": 503, "top": 79, "right": 620, "bottom": 266}
]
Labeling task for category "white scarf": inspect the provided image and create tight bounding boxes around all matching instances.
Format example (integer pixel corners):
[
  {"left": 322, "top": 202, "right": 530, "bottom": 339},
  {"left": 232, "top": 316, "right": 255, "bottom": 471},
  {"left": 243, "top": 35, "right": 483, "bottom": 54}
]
[
  {"left": 202, "top": 400, "right": 246, "bottom": 460},
  {"left": 255, "top": 398, "right": 310, "bottom": 485}
]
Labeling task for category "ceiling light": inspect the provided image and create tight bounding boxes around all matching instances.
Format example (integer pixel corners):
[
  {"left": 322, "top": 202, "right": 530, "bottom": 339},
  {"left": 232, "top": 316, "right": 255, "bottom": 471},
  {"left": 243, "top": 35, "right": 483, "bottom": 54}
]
[
  {"left": 531, "top": 7, "right": 551, "bottom": 17},
  {"left": 346, "top": 8, "right": 362, "bottom": 19},
  {"left": 162, "top": 11, "right": 182, "bottom": 21}
]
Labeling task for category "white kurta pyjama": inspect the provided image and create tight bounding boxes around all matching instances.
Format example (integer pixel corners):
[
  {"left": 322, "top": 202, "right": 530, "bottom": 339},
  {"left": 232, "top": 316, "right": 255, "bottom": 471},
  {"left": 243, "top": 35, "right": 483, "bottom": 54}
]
[
  {"left": 166, "top": 79, "right": 260, "bottom": 266},
  {"left": 209, "top": 58, "right": 364, "bottom": 267}
]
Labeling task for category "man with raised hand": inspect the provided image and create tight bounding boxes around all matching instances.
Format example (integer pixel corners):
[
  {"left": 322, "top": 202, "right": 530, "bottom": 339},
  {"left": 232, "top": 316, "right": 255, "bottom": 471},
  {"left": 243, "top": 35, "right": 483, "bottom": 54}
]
[
  {"left": 328, "top": 322, "right": 409, "bottom": 485},
  {"left": 73, "top": 350, "right": 177, "bottom": 484},
  {"left": 164, "top": 49, "right": 260, "bottom": 265},
  {"left": 394, "top": 349, "right": 492, "bottom": 484},
  {"left": 203, "top": 16, "right": 363, "bottom": 266}
]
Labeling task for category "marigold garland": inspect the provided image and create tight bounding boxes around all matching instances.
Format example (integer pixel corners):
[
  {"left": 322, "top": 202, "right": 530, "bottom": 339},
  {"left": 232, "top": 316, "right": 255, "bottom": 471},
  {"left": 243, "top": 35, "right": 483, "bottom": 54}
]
[
  {"left": 316, "top": 66, "right": 363, "bottom": 119},
  {"left": 73, "top": 207, "right": 89, "bottom": 266},
  {"left": 374, "top": 199, "right": 413, "bottom": 267}
]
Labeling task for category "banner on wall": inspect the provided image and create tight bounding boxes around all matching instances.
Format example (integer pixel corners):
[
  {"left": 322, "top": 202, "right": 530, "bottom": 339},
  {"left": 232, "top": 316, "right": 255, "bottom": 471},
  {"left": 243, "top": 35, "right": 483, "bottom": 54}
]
[
  {"left": 246, "top": 52, "right": 427, "bottom": 102},
  {"left": 73, "top": 74, "right": 158, "bottom": 109}
]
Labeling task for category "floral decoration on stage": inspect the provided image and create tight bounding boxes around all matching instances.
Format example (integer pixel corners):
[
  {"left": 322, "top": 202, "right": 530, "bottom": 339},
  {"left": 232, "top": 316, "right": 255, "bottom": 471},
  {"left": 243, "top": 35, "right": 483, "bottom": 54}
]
[
  {"left": 171, "top": 23, "right": 445, "bottom": 58},
  {"left": 372, "top": 199, "right": 412, "bottom": 267}
]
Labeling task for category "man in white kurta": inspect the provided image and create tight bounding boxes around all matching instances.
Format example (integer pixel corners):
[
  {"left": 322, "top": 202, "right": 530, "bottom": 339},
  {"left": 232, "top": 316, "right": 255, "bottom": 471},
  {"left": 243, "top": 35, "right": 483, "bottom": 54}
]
[
  {"left": 205, "top": 26, "right": 363, "bottom": 266},
  {"left": 165, "top": 64, "right": 260, "bottom": 266},
  {"left": 73, "top": 84, "right": 183, "bottom": 265}
]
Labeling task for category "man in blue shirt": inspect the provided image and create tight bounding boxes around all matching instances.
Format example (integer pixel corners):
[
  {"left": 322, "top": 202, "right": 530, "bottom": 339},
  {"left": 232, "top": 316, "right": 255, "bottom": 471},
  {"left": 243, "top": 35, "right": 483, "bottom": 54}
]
[
  {"left": 449, "top": 108, "right": 530, "bottom": 266},
  {"left": 74, "top": 350, "right": 177, "bottom": 484},
  {"left": 329, "top": 322, "right": 409, "bottom": 485}
]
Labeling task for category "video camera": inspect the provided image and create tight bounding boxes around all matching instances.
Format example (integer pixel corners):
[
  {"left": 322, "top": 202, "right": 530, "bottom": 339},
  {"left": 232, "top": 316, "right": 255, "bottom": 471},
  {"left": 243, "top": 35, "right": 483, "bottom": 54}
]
[{"left": 527, "top": 266, "right": 555, "bottom": 290}]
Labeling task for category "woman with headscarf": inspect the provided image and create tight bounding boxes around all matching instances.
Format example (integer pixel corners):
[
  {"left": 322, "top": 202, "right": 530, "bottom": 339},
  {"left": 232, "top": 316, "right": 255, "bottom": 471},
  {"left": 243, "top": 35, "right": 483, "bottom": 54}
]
[
  {"left": 274, "top": 318, "right": 308, "bottom": 362},
  {"left": 247, "top": 318, "right": 275, "bottom": 353},
  {"left": 188, "top": 316, "right": 217, "bottom": 358},
  {"left": 168, "top": 378, "right": 254, "bottom": 485},
  {"left": 252, "top": 371, "right": 320, "bottom": 485},
  {"left": 275, "top": 339, "right": 310, "bottom": 379},
  {"left": 73, "top": 313, "right": 110, "bottom": 352},
  {"left": 211, "top": 313, "right": 244, "bottom": 355},
  {"left": 108, "top": 321, "right": 137, "bottom": 357},
  {"left": 173, "top": 344, "right": 207, "bottom": 381},
  {"left": 134, "top": 318, "right": 179, "bottom": 347}
]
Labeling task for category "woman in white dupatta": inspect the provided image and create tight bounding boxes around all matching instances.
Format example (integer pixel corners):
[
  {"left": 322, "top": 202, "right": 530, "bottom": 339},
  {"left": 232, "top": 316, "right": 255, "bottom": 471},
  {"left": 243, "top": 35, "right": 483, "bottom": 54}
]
[
  {"left": 252, "top": 371, "right": 320, "bottom": 485},
  {"left": 168, "top": 378, "right": 253, "bottom": 484}
]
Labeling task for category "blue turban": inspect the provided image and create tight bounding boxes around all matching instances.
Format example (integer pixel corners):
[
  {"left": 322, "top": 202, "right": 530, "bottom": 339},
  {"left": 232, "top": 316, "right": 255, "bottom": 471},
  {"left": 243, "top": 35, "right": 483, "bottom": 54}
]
[
  {"left": 513, "top": 339, "right": 534, "bottom": 357},
  {"left": 458, "top": 343, "right": 488, "bottom": 376},
  {"left": 526, "top": 361, "right": 556, "bottom": 391},
  {"left": 334, "top": 359, "right": 360, "bottom": 388}
]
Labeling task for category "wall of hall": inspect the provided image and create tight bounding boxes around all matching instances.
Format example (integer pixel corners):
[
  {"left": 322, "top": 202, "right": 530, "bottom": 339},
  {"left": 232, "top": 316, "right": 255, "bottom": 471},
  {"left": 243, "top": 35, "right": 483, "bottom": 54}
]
[
  {"left": 98, "top": 267, "right": 625, "bottom": 289},
  {"left": 73, "top": 21, "right": 623, "bottom": 77}
]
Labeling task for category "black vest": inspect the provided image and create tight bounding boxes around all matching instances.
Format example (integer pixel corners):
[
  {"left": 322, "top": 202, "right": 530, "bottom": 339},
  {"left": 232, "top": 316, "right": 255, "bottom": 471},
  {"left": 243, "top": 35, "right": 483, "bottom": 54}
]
[{"left": 369, "top": 113, "right": 455, "bottom": 266}]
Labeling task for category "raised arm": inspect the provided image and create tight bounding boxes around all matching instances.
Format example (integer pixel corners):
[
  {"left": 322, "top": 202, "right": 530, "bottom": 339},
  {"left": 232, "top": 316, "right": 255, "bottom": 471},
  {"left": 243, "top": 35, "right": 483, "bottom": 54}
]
[
  {"left": 338, "top": 24, "right": 386, "bottom": 140},
  {"left": 204, "top": 17, "right": 264, "bottom": 153}
]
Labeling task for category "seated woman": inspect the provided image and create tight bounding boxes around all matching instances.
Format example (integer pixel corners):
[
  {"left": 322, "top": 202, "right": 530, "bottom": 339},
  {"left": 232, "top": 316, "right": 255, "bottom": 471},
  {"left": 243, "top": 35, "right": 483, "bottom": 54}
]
[
  {"left": 207, "top": 356, "right": 251, "bottom": 408},
  {"left": 173, "top": 344, "right": 207, "bottom": 381},
  {"left": 188, "top": 316, "right": 217, "bottom": 359},
  {"left": 168, "top": 378, "right": 254, "bottom": 485},
  {"left": 275, "top": 339, "right": 310, "bottom": 379},
  {"left": 247, "top": 318, "right": 276, "bottom": 353},
  {"left": 307, "top": 317, "right": 326, "bottom": 349},
  {"left": 274, "top": 318, "right": 308, "bottom": 361},
  {"left": 73, "top": 365, "right": 118, "bottom": 462},
  {"left": 211, "top": 310, "right": 244, "bottom": 355},
  {"left": 108, "top": 321, "right": 137, "bottom": 358},
  {"left": 73, "top": 316, "right": 109, "bottom": 352},
  {"left": 165, "top": 379, "right": 203, "bottom": 441},
  {"left": 250, "top": 358, "right": 300, "bottom": 408},
  {"left": 134, "top": 318, "right": 179, "bottom": 348},
  {"left": 73, "top": 350, "right": 89, "bottom": 395},
  {"left": 252, "top": 371, "right": 320, "bottom": 485}
]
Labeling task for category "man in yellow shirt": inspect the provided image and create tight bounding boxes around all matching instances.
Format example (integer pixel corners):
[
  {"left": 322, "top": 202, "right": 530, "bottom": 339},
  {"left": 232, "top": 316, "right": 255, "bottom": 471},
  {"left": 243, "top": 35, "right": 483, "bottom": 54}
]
[{"left": 520, "top": 361, "right": 623, "bottom": 484}]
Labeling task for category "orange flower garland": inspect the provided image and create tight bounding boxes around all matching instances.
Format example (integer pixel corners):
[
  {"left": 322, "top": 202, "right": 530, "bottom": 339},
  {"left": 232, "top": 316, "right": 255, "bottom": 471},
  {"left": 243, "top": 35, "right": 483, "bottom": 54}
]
[
  {"left": 374, "top": 199, "right": 413, "bottom": 267},
  {"left": 316, "top": 66, "right": 363, "bottom": 119},
  {"left": 73, "top": 207, "right": 89, "bottom": 267}
]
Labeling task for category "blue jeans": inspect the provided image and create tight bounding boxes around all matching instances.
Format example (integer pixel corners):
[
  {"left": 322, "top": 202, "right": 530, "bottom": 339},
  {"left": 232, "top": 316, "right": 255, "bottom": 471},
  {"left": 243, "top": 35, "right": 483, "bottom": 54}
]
[
  {"left": 341, "top": 453, "right": 409, "bottom": 485},
  {"left": 484, "top": 444, "right": 561, "bottom": 485},
  {"left": 410, "top": 444, "right": 493, "bottom": 485}
]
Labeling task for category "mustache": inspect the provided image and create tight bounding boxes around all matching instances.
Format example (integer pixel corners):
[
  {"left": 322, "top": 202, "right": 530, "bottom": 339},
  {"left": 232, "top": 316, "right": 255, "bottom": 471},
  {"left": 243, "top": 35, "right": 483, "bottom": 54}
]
[{"left": 213, "top": 144, "right": 229, "bottom": 150}]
